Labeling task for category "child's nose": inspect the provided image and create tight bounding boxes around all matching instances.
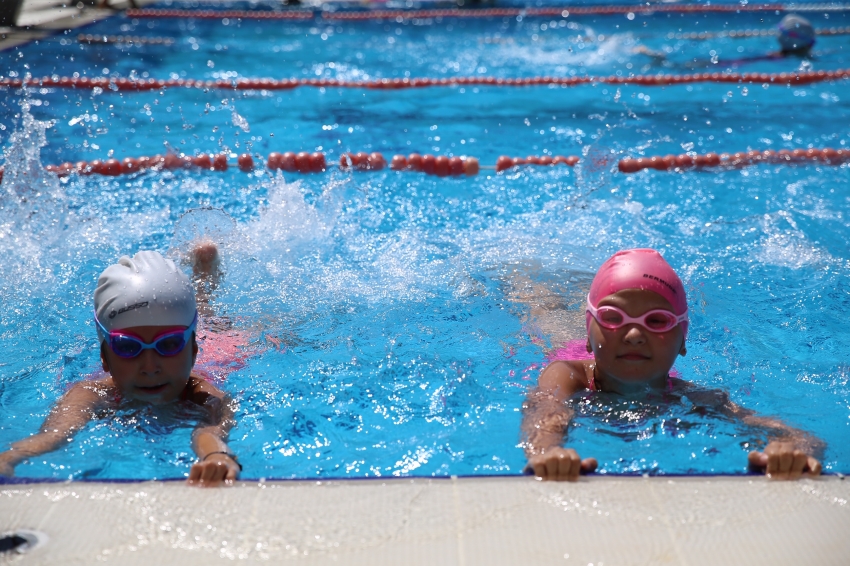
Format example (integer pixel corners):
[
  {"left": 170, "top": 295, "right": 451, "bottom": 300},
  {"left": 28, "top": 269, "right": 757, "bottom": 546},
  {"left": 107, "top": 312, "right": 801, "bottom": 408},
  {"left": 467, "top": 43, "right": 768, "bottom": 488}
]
[
  {"left": 138, "top": 348, "right": 161, "bottom": 373},
  {"left": 622, "top": 325, "right": 647, "bottom": 345}
]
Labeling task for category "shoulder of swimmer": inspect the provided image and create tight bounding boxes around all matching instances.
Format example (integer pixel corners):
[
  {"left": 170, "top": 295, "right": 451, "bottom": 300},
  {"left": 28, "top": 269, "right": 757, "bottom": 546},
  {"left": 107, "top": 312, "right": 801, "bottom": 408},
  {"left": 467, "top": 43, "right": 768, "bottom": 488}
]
[
  {"left": 539, "top": 359, "right": 593, "bottom": 401},
  {"left": 45, "top": 378, "right": 113, "bottom": 426},
  {"left": 678, "top": 382, "right": 734, "bottom": 411},
  {"left": 182, "top": 374, "right": 226, "bottom": 406}
]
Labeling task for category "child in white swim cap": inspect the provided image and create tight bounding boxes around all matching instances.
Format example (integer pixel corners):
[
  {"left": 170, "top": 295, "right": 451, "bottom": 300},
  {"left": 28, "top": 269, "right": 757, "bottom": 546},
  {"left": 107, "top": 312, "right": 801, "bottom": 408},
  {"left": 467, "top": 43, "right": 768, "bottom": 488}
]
[{"left": 0, "top": 245, "right": 242, "bottom": 487}]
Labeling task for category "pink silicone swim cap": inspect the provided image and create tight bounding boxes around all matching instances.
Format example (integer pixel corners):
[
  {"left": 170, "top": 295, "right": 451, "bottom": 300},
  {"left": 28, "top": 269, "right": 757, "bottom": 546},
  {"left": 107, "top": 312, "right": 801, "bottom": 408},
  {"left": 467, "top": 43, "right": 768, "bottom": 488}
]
[{"left": 586, "top": 249, "right": 688, "bottom": 338}]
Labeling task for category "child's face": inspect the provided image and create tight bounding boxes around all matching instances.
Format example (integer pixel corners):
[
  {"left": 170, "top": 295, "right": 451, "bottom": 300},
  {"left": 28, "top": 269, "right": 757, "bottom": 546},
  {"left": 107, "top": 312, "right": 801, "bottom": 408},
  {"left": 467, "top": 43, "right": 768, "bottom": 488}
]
[
  {"left": 587, "top": 289, "right": 686, "bottom": 389},
  {"left": 100, "top": 325, "right": 198, "bottom": 404}
]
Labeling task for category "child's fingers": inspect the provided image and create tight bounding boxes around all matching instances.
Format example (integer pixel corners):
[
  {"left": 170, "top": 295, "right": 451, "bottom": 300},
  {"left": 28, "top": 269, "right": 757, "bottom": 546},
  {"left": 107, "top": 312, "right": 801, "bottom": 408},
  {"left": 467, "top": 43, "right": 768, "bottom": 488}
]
[
  {"left": 557, "top": 453, "right": 579, "bottom": 481},
  {"left": 778, "top": 451, "right": 794, "bottom": 475},
  {"left": 788, "top": 450, "right": 807, "bottom": 479},
  {"left": 806, "top": 456, "right": 822, "bottom": 476},
  {"left": 747, "top": 450, "right": 767, "bottom": 470},
  {"left": 764, "top": 449, "right": 783, "bottom": 477},
  {"left": 580, "top": 458, "right": 598, "bottom": 474},
  {"left": 202, "top": 461, "right": 225, "bottom": 483},
  {"left": 531, "top": 462, "right": 548, "bottom": 480},
  {"left": 569, "top": 454, "right": 583, "bottom": 480},
  {"left": 187, "top": 463, "right": 203, "bottom": 484}
]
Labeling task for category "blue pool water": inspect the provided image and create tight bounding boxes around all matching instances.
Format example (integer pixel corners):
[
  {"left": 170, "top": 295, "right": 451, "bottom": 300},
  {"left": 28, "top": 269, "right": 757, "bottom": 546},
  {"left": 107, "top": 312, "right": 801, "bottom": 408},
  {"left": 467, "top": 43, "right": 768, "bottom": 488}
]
[{"left": 1, "top": 2, "right": 849, "bottom": 480}]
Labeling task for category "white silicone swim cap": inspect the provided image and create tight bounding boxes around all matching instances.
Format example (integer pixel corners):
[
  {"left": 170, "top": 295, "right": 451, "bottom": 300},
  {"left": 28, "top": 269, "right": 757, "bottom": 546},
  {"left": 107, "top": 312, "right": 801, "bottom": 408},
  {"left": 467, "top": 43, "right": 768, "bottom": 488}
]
[
  {"left": 94, "top": 251, "right": 196, "bottom": 342},
  {"left": 778, "top": 14, "right": 815, "bottom": 52}
]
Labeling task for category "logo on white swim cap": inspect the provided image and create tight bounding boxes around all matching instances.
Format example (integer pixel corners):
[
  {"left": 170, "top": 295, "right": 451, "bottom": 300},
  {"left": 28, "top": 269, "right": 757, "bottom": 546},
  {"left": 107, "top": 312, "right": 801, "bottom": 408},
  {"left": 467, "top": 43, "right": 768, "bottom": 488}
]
[{"left": 94, "top": 251, "right": 196, "bottom": 342}]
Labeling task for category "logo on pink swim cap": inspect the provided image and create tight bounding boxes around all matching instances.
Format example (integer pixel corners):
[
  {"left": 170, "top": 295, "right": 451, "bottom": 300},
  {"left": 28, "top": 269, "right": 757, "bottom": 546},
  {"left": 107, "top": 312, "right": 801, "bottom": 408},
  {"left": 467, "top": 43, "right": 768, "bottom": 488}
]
[{"left": 586, "top": 248, "right": 688, "bottom": 338}]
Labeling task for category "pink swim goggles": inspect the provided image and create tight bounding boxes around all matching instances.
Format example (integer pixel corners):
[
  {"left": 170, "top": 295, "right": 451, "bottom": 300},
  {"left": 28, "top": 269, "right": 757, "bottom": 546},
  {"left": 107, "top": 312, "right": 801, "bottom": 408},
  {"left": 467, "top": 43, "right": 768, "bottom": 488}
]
[
  {"left": 95, "top": 312, "right": 198, "bottom": 358},
  {"left": 586, "top": 295, "right": 688, "bottom": 333}
]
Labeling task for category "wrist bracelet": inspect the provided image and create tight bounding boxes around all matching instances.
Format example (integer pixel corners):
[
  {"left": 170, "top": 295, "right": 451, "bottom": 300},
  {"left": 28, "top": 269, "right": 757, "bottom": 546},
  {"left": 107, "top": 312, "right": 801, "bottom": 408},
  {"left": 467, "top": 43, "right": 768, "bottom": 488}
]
[{"left": 202, "top": 451, "right": 243, "bottom": 471}]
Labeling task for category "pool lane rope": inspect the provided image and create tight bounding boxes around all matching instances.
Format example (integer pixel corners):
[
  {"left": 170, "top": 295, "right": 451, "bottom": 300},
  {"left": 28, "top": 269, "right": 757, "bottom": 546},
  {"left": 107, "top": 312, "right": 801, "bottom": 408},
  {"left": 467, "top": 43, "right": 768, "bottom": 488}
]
[
  {"left": 668, "top": 25, "right": 850, "bottom": 40},
  {"left": 31, "top": 152, "right": 577, "bottom": 179},
  {"left": 77, "top": 33, "right": 175, "bottom": 45},
  {"left": 2, "top": 148, "right": 844, "bottom": 185},
  {"left": 73, "top": 28, "right": 850, "bottom": 46},
  {"left": 6, "top": 69, "right": 849, "bottom": 92},
  {"left": 618, "top": 147, "right": 850, "bottom": 173},
  {"left": 125, "top": 4, "right": 850, "bottom": 21}
]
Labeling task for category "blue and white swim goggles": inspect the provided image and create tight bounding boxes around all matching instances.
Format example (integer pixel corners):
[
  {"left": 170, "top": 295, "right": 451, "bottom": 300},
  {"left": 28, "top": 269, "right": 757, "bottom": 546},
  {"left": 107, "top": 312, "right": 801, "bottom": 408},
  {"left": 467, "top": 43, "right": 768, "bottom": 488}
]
[{"left": 95, "top": 312, "right": 198, "bottom": 358}]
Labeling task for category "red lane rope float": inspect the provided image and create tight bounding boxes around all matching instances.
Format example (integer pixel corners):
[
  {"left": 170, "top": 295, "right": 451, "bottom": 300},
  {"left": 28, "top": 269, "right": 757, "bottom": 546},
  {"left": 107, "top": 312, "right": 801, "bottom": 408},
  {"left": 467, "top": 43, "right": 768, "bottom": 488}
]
[
  {"left": 44, "top": 153, "right": 234, "bottom": 177},
  {"left": 268, "top": 151, "right": 327, "bottom": 173},
  {"left": 125, "top": 5, "right": 850, "bottom": 21},
  {"left": 7, "top": 69, "right": 850, "bottom": 92},
  {"left": 339, "top": 151, "right": 387, "bottom": 171},
  {"left": 618, "top": 147, "right": 850, "bottom": 173},
  {"left": 496, "top": 155, "right": 579, "bottom": 172},
  {"left": 389, "top": 153, "right": 480, "bottom": 177}
]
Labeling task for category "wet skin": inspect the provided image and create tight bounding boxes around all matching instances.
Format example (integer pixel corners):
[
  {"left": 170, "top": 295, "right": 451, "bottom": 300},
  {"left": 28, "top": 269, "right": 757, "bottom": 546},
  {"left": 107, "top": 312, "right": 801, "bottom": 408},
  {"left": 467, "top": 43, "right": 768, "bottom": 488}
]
[
  {"left": 100, "top": 325, "right": 198, "bottom": 404},
  {"left": 587, "top": 289, "right": 686, "bottom": 395}
]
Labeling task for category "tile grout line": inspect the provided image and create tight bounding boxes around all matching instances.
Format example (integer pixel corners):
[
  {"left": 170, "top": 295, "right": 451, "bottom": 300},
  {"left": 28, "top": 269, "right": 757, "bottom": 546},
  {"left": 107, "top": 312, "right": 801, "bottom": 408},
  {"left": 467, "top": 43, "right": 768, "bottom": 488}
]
[
  {"left": 451, "top": 476, "right": 466, "bottom": 566},
  {"left": 646, "top": 478, "right": 691, "bottom": 566}
]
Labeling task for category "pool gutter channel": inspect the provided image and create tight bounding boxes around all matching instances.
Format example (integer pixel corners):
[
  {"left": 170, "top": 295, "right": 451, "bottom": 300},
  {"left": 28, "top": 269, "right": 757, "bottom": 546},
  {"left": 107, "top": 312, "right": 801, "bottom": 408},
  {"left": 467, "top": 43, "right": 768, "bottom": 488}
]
[{"left": 1, "top": 475, "right": 847, "bottom": 564}]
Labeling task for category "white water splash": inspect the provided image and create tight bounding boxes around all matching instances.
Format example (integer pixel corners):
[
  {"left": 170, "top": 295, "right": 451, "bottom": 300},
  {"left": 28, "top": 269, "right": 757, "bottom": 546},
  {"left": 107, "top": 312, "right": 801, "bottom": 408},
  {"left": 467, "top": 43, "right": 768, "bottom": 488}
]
[
  {"left": 231, "top": 109, "right": 250, "bottom": 133},
  {"left": 0, "top": 97, "right": 70, "bottom": 295},
  {"left": 755, "top": 211, "right": 830, "bottom": 269}
]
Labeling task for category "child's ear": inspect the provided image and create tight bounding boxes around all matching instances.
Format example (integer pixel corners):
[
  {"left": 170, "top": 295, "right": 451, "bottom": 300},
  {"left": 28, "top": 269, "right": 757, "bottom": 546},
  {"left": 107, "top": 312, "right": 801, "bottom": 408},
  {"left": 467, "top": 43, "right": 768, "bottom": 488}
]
[
  {"left": 191, "top": 334, "right": 199, "bottom": 364},
  {"left": 586, "top": 340, "right": 592, "bottom": 353},
  {"left": 100, "top": 342, "right": 110, "bottom": 372},
  {"left": 679, "top": 342, "right": 687, "bottom": 357}
]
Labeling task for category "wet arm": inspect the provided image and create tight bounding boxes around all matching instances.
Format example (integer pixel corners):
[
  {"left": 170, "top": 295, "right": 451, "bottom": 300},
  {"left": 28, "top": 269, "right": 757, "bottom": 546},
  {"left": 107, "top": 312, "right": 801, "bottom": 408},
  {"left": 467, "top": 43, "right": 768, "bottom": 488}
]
[
  {"left": 704, "top": 391, "right": 824, "bottom": 478},
  {"left": 0, "top": 382, "right": 104, "bottom": 476},
  {"left": 521, "top": 362, "right": 597, "bottom": 480},
  {"left": 739, "top": 410, "right": 824, "bottom": 458},
  {"left": 521, "top": 387, "right": 574, "bottom": 459},
  {"left": 187, "top": 377, "right": 240, "bottom": 486}
]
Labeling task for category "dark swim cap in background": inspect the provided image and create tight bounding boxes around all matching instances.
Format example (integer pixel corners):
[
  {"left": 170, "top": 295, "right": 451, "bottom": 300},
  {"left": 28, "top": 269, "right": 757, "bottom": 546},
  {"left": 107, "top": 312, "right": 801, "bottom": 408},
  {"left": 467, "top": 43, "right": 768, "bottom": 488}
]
[{"left": 778, "top": 14, "right": 816, "bottom": 52}]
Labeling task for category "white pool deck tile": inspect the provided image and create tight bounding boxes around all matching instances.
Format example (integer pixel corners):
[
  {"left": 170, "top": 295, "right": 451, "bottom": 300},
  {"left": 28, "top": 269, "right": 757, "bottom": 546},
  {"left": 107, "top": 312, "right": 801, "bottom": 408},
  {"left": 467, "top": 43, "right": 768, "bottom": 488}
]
[{"left": 1, "top": 476, "right": 849, "bottom": 565}]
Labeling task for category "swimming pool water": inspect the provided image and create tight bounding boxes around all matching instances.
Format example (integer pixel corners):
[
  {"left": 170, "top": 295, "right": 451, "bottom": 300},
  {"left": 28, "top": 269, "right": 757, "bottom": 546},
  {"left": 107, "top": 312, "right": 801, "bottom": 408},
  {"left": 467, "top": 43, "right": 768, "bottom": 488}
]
[{"left": 1, "top": 2, "right": 849, "bottom": 480}]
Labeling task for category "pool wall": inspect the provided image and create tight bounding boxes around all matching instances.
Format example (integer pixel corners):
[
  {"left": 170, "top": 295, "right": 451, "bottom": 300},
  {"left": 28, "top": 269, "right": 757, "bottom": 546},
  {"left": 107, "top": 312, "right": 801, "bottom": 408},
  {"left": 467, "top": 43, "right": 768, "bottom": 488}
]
[{"left": 2, "top": 476, "right": 849, "bottom": 564}]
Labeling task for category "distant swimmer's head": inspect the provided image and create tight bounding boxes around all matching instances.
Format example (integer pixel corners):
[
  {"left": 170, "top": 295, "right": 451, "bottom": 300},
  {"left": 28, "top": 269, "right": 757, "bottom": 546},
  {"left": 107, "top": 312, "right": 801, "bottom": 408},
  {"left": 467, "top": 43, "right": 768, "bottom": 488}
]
[
  {"left": 586, "top": 248, "right": 688, "bottom": 340},
  {"left": 94, "top": 250, "right": 197, "bottom": 343},
  {"left": 777, "top": 14, "right": 815, "bottom": 54}
]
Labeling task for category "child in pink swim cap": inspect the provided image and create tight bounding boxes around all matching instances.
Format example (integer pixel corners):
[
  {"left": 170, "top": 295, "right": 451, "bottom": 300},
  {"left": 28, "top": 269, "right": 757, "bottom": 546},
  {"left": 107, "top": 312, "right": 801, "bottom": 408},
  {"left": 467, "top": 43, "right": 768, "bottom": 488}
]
[{"left": 521, "top": 248, "right": 823, "bottom": 481}]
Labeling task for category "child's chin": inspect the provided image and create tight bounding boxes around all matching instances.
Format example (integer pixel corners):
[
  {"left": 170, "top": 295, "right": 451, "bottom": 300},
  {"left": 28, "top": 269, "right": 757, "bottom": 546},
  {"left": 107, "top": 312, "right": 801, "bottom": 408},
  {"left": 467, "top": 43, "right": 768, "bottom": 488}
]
[{"left": 132, "top": 384, "right": 174, "bottom": 402}]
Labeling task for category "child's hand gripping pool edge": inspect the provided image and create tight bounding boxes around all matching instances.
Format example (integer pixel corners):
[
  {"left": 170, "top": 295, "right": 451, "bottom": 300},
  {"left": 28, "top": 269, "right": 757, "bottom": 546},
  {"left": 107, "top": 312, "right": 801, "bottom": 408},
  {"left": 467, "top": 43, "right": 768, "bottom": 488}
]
[
  {"left": 521, "top": 249, "right": 824, "bottom": 481},
  {"left": 0, "top": 243, "right": 242, "bottom": 487}
]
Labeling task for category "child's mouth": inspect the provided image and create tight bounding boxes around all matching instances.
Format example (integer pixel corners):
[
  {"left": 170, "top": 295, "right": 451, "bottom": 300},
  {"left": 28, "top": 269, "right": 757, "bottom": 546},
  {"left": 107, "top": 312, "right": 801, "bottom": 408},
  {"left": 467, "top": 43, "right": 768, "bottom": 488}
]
[
  {"left": 618, "top": 353, "right": 650, "bottom": 361},
  {"left": 136, "top": 384, "right": 168, "bottom": 394}
]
